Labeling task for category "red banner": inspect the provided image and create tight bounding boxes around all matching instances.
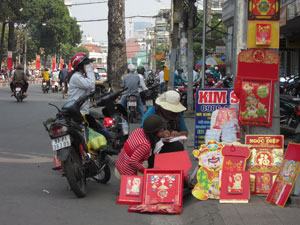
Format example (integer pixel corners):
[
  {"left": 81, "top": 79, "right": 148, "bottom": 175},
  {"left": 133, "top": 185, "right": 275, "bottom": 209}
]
[
  {"left": 238, "top": 79, "right": 274, "bottom": 127},
  {"left": 36, "top": 55, "right": 41, "bottom": 70},
  {"left": 68, "top": 60, "right": 72, "bottom": 72},
  {"left": 51, "top": 56, "right": 56, "bottom": 71},
  {"left": 7, "top": 51, "right": 13, "bottom": 70},
  {"left": 59, "top": 58, "right": 64, "bottom": 70}
]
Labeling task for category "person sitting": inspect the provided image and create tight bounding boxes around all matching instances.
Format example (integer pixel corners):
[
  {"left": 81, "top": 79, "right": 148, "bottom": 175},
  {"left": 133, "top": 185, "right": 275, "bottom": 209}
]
[
  {"left": 10, "top": 64, "right": 29, "bottom": 95},
  {"left": 115, "top": 115, "right": 166, "bottom": 177},
  {"left": 141, "top": 90, "right": 188, "bottom": 168}
]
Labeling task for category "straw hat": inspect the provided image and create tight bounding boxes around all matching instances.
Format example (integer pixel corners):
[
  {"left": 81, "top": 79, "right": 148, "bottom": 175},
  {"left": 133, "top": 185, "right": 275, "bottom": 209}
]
[{"left": 155, "top": 90, "right": 186, "bottom": 113}]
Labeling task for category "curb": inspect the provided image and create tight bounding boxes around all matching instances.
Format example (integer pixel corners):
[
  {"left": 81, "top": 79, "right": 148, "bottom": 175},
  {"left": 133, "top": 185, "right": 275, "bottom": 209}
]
[{"left": 290, "top": 196, "right": 300, "bottom": 207}]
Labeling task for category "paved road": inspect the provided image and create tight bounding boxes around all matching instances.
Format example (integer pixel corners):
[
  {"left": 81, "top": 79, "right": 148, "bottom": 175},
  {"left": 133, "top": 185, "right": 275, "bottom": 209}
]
[{"left": 0, "top": 85, "right": 299, "bottom": 225}]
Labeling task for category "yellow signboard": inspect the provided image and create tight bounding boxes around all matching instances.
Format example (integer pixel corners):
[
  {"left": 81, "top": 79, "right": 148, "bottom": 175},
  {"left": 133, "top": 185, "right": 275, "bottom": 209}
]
[{"left": 247, "top": 21, "right": 279, "bottom": 48}]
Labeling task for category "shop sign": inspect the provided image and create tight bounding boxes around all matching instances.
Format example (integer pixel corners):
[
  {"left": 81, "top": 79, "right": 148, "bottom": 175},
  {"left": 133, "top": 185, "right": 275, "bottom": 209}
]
[
  {"left": 248, "top": 0, "right": 280, "bottom": 20},
  {"left": 194, "top": 89, "right": 238, "bottom": 148},
  {"left": 245, "top": 135, "right": 284, "bottom": 194}
]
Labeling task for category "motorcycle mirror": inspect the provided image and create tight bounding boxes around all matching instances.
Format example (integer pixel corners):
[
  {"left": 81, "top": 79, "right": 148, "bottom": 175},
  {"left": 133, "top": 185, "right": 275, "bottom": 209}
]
[{"left": 48, "top": 103, "right": 61, "bottom": 112}]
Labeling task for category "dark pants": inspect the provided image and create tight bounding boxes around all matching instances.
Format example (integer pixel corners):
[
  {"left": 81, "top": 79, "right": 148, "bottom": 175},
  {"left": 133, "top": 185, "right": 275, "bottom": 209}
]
[
  {"left": 148, "top": 141, "right": 184, "bottom": 168},
  {"left": 10, "top": 81, "right": 28, "bottom": 93}
]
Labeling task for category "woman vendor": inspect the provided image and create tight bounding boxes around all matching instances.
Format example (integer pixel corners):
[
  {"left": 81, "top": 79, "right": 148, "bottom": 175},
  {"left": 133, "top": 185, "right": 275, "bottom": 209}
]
[
  {"left": 141, "top": 90, "right": 188, "bottom": 167},
  {"left": 115, "top": 115, "right": 166, "bottom": 176}
]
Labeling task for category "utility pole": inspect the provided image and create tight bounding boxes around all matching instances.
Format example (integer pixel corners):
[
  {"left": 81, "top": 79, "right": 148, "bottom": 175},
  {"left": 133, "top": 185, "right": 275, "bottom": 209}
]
[
  {"left": 201, "top": 0, "right": 207, "bottom": 88},
  {"left": 186, "top": 0, "right": 196, "bottom": 111},
  {"left": 107, "top": 0, "right": 127, "bottom": 89}
]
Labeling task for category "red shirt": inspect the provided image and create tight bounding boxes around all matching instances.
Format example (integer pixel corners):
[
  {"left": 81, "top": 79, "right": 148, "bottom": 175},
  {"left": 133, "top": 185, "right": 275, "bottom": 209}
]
[{"left": 115, "top": 128, "right": 151, "bottom": 175}]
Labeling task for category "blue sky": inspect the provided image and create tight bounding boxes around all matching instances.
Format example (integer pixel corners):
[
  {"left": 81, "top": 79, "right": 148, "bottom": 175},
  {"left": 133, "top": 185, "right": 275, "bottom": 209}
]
[{"left": 69, "top": 0, "right": 171, "bottom": 43}]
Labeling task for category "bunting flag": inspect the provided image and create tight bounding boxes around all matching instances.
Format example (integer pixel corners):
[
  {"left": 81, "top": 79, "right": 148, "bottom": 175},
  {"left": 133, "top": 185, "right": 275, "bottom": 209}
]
[
  {"left": 51, "top": 56, "right": 56, "bottom": 71},
  {"left": 36, "top": 55, "right": 41, "bottom": 70},
  {"left": 7, "top": 51, "right": 13, "bottom": 70}
]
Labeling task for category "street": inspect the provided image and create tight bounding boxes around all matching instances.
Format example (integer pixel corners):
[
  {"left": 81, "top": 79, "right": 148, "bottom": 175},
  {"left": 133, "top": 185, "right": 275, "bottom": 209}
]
[{"left": 0, "top": 84, "right": 299, "bottom": 225}]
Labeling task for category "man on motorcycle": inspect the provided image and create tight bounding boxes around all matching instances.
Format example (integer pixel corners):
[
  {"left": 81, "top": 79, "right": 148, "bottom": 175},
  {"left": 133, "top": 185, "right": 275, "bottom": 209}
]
[
  {"left": 68, "top": 52, "right": 110, "bottom": 139},
  {"left": 42, "top": 68, "right": 50, "bottom": 87},
  {"left": 10, "top": 64, "right": 29, "bottom": 95},
  {"left": 137, "top": 66, "right": 148, "bottom": 93},
  {"left": 59, "top": 64, "right": 68, "bottom": 90},
  {"left": 120, "top": 64, "right": 144, "bottom": 118}
]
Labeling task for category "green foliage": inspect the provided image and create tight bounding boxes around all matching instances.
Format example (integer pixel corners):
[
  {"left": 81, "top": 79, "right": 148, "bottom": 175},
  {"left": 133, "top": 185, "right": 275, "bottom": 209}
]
[
  {"left": 0, "top": 0, "right": 82, "bottom": 64},
  {"left": 60, "top": 44, "right": 89, "bottom": 61},
  {"left": 193, "top": 11, "right": 226, "bottom": 60}
]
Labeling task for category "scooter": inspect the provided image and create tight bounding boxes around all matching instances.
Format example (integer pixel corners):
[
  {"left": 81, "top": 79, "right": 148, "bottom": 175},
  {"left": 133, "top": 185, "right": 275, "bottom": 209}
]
[
  {"left": 51, "top": 80, "right": 59, "bottom": 93},
  {"left": 13, "top": 82, "right": 26, "bottom": 102},
  {"left": 126, "top": 94, "right": 139, "bottom": 123},
  {"left": 42, "top": 81, "right": 50, "bottom": 93}
]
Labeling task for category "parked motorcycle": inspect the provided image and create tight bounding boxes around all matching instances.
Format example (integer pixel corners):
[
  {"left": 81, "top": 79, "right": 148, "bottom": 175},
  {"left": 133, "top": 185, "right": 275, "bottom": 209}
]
[
  {"left": 13, "top": 82, "right": 26, "bottom": 102},
  {"left": 280, "top": 74, "right": 300, "bottom": 97},
  {"left": 280, "top": 95, "right": 300, "bottom": 143},
  {"left": 175, "top": 81, "right": 200, "bottom": 108},
  {"left": 42, "top": 81, "right": 50, "bottom": 93},
  {"left": 92, "top": 88, "right": 129, "bottom": 152},
  {"left": 43, "top": 92, "right": 117, "bottom": 198}
]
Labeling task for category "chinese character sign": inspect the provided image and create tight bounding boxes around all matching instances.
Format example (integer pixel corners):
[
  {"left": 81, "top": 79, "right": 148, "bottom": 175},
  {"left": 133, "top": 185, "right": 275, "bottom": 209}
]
[{"left": 248, "top": 0, "right": 280, "bottom": 20}]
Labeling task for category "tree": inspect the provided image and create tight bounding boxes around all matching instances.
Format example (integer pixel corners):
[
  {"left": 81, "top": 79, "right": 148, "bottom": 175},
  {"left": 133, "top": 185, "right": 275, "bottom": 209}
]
[
  {"left": 193, "top": 11, "right": 226, "bottom": 60},
  {"left": 107, "top": 0, "right": 127, "bottom": 89}
]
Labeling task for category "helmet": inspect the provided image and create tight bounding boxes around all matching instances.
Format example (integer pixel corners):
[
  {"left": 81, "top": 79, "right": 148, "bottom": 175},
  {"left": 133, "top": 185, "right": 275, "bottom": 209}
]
[
  {"left": 71, "top": 52, "right": 91, "bottom": 70},
  {"left": 128, "top": 64, "right": 136, "bottom": 72},
  {"left": 137, "top": 66, "right": 145, "bottom": 75},
  {"left": 143, "top": 115, "right": 165, "bottom": 134}
]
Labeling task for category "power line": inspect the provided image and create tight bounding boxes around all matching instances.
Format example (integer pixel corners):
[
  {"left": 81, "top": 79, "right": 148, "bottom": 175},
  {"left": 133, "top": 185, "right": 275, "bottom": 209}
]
[
  {"left": 66, "top": 1, "right": 107, "bottom": 6},
  {"left": 77, "top": 15, "right": 157, "bottom": 23}
]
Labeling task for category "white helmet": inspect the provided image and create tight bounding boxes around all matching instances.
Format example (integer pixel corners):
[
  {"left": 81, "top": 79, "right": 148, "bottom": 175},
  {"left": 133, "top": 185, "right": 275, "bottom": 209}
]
[{"left": 128, "top": 64, "right": 136, "bottom": 72}]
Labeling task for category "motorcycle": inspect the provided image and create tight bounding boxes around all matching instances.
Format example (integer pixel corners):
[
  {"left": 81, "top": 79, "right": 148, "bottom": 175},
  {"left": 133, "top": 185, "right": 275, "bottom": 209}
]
[
  {"left": 280, "top": 95, "right": 300, "bottom": 143},
  {"left": 175, "top": 81, "right": 201, "bottom": 108},
  {"left": 126, "top": 94, "right": 139, "bottom": 123},
  {"left": 213, "top": 75, "right": 233, "bottom": 88},
  {"left": 51, "top": 80, "right": 59, "bottom": 93},
  {"left": 140, "top": 84, "right": 160, "bottom": 108},
  {"left": 42, "top": 81, "right": 50, "bottom": 93},
  {"left": 43, "top": 92, "right": 118, "bottom": 198},
  {"left": 13, "top": 82, "right": 26, "bottom": 102}
]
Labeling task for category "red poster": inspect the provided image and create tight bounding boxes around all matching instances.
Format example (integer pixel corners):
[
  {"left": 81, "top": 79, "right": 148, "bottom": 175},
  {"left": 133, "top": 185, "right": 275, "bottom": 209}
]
[
  {"left": 117, "top": 175, "right": 143, "bottom": 205},
  {"left": 239, "top": 79, "right": 274, "bottom": 127},
  {"left": 220, "top": 144, "right": 251, "bottom": 203},
  {"left": 256, "top": 24, "right": 271, "bottom": 45},
  {"left": 36, "top": 55, "right": 41, "bottom": 70},
  {"left": 220, "top": 172, "right": 250, "bottom": 203},
  {"left": 7, "top": 51, "right": 13, "bottom": 70},
  {"left": 245, "top": 135, "right": 284, "bottom": 194},
  {"left": 266, "top": 143, "right": 300, "bottom": 207},
  {"left": 248, "top": 0, "right": 280, "bottom": 20},
  {"left": 51, "top": 56, "right": 56, "bottom": 71}
]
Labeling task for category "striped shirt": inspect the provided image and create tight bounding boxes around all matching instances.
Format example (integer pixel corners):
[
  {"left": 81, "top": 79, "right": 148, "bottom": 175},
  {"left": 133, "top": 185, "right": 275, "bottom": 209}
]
[{"left": 115, "top": 128, "right": 151, "bottom": 175}]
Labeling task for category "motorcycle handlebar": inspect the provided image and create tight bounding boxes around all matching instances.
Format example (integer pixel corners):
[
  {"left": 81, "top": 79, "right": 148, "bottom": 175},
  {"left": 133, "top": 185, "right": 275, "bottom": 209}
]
[{"left": 96, "top": 87, "right": 127, "bottom": 107}]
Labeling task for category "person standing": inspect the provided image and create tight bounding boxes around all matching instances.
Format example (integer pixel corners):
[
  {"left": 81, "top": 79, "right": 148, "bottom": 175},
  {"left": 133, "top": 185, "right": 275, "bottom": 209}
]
[
  {"left": 159, "top": 66, "right": 165, "bottom": 93},
  {"left": 120, "top": 64, "right": 144, "bottom": 118}
]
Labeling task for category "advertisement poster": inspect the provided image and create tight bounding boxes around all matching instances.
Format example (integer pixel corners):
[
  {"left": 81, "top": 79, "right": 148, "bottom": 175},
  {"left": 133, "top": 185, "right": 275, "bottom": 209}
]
[
  {"left": 248, "top": 0, "right": 280, "bottom": 20},
  {"left": 247, "top": 21, "right": 279, "bottom": 48},
  {"left": 266, "top": 143, "right": 300, "bottom": 207},
  {"left": 117, "top": 175, "right": 143, "bottom": 205},
  {"left": 256, "top": 24, "right": 271, "bottom": 45},
  {"left": 194, "top": 89, "right": 238, "bottom": 148},
  {"left": 245, "top": 135, "right": 284, "bottom": 194},
  {"left": 239, "top": 79, "right": 274, "bottom": 127}
]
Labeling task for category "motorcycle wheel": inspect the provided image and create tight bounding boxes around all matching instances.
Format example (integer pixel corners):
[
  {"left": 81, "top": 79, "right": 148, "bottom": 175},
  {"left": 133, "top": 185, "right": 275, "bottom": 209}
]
[
  {"left": 92, "top": 164, "right": 111, "bottom": 184},
  {"left": 63, "top": 150, "right": 87, "bottom": 198}
]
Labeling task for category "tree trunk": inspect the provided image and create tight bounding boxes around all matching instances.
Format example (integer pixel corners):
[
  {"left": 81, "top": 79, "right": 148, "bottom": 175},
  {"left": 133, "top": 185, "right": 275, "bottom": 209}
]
[
  {"left": 107, "top": 0, "right": 127, "bottom": 90},
  {"left": 8, "top": 21, "right": 15, "bottom": 53},
  {"left": 0, "top": 22, "right": 6, "bottom": 67}
]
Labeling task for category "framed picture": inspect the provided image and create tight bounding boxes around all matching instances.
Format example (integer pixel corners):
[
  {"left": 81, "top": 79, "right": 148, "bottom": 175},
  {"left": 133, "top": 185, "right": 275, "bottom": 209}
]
[
  {"left": 117, "top": 175, "right": 143, "bottom": 205},
  {"left": 248, "top": 0, "right": 280, "bottom": 20},
  {"left": 256, "top": 23, "right": 271, "bottom": 45}
]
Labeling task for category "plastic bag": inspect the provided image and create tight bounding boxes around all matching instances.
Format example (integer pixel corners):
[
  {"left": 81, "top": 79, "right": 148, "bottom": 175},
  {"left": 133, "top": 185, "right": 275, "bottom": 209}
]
[{"left": 87, "top": 128, "right": 107, "bottom": 151}]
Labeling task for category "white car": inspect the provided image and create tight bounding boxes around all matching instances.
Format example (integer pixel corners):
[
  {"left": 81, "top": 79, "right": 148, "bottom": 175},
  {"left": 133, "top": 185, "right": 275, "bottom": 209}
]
[{"left": 96, "top": 67, "right": 107, "bottom": 81}]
